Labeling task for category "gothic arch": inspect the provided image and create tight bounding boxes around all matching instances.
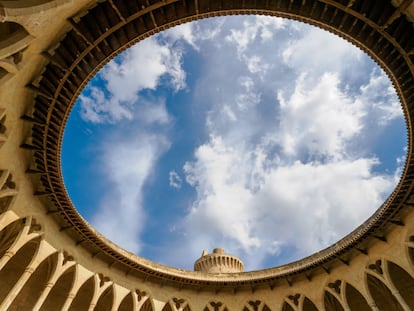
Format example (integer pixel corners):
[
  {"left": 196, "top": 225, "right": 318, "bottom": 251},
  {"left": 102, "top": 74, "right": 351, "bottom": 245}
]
[
  {"left": 162, "top": 302, "right": 173, "bottom": 311},
  {"left": 302, "top": 298, "right": 318, "bottom": 311},
  {"left": 0, "top": 218, "right": 24, "bottom": 257},
  {"left": 39, "top": 264, "right": 76, "bottom": 311},
  {"left": 94, "top": 284, "right": 114, "bottom": 311},
  {"left": 118, "top": 292, "right": 134, "bottom": 311},
  {"left": 281, "top": 302, "right": 294, "bottom": 311},
  {"left": 387, "top": 261, "right": 414, "bottom": 309},
  {"left": 283, "top": 294, "right": 318, "bottom": 311},
  {"left": 344, "top": 283, "right": 371, "bottom": 311},
  {"left": 0, "top": 236, "right": 41, "bottom": 305},
  {"left": 8, "top": 252, "right": 59, "bottom": 310},
  {"left": 140, "top": 297, "right": 154, "bottom": 311},
  {"left": 68, "top": 275, "right": 95, "bottom": 311},
  {"left": 366, "top": 274, "right": 404, "bottom": 311},
  {"left": 324, "top": 290, "right": 344, "bottom": 311}
]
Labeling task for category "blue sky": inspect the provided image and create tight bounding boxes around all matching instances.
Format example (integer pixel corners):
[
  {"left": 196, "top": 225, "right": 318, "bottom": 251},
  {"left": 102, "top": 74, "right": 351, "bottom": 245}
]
[{"left": 62, "top": 16, "right": 407, "bottom": 271}]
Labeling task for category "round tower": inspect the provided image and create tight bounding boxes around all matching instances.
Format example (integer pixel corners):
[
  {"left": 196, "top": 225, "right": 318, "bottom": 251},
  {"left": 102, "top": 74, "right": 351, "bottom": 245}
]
[{"left": 194, "top": 248, "right": 244, "bottom": 273}]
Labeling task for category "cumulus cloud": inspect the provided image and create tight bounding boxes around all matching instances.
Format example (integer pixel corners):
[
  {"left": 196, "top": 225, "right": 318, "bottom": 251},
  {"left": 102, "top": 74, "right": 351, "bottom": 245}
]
[
  {"left": 171, "top": 16, "right": 404, "bottom": 270},
  {"left": 183, "top": 140, "right": 396, "bottom": 268},
  {"left": 277, "top": 72, "right": 365, "bottom": 159},
  {"left": 79, "top": 36, "right": 186, "bottom": 123}
]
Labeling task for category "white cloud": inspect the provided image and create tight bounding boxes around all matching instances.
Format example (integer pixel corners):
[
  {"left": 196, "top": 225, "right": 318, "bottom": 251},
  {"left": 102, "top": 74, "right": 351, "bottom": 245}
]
[
  {"left": 163, "top": 22, "right": 198, "bottom": 50},
  {"left": 277, "top": 72, "right": 365, "bottom": 159},
  {"left": 91, "top": 133, "right": 170, "bottom": 253},
  {"left": 169, "top": 170, "right": 182, "bottom": 189},
  {"left": 225, "top": 16, "right": 285, "bottom": 55},
  {"left": 281, "top": 26, "right": 363, "bottom": 75},
  {"left": 79, "top": 36, "right": 186, "bottom": 123},
  {"left": 135, "top": 98, "right": 170, "bottom": 125},
  {"left": 182, "top": 137, "right": 396, "bottom": 269},
  {"left": 173, "top": 16, "right": 404, "bottom": 270}
]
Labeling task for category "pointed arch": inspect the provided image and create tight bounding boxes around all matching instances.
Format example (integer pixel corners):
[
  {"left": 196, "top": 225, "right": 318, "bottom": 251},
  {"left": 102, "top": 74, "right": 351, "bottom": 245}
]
[
  {"left": 302, "top": 297, "right": 318, "bottom": 311},
  {"left": 8, "top": 252, "right": 58, "bottom": 310},
  {"left": 161, "top": 301, "right": 173, "bottom": 311},
  {"left": 183, "top": 305, "right": 192, "bottom": 311},
  {"left": 94, "top": 284, "right": 114, "bottom": 311},
  {"left": 40, "top": 264, "right": 76, "bottom": 311},
  {"left": 0, "top": 218, "right": 24, "bottom": 258},
  {"left": 68, "top": 275, "right": 95, "bottom": 311},
  {"left": 345, "top": 283, "right": 371, "bottom": 311},
  {"left": 262, "top": 304, "right": 271, "bottom": 311},
  {"left": 367, "top": 274, "right": 404, "bottom": 311},
  {"left": 141, "top": 298, "right": 154, "bottom": 311},
  {"left": 324, "top": 291, "right": 344, "bottom": 311},
  {"left": 0, "top": 236, "right": 40, "bottom": 303},
  {"left": 387, "top": 261, "right": 414, "bottom": 308},
  {"left": 281, "top": 302, "right": 294, "bottom": 311},
  {"left": 118, "top": 292, "right": 134, "bottom": 311}
]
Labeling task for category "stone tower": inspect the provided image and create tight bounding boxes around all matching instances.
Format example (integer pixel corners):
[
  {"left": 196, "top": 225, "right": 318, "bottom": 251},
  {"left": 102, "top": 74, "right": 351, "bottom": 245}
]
[{"left": 194, "top": 248, "right": 244, "bottom": 273}]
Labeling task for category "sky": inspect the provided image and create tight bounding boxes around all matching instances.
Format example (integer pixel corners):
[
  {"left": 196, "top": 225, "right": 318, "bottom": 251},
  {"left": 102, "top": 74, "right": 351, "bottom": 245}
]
[{"left": 62, "top": 15, "right": 407, "bottom": 271}]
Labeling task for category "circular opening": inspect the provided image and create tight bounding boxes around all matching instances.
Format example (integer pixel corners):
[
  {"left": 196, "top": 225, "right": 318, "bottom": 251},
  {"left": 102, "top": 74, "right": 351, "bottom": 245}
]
[{"left": 62, "top": 15, "right": 407, "bottom": 271}]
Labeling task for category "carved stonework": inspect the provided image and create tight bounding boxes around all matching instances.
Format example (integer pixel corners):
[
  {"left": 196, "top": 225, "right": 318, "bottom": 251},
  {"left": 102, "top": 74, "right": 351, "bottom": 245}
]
[
  {"left": 368, "top": 260, "right": 384, "bottom": 275},
  {"left": 136, "top": 289, "right": 147, "bottom": 302},
  {"left": 205, "top": 301, "right": 228, "bottom": 311},
  {"left": 288, "top": 294, "right": 300, "bottom": 306},
  {"left": 328, "top": 280, "right": 342, "bottom": 294},
  {"left": 173, "top": 297, "right": 186, "bottom": 309},
  {"left": 0, "top": 22, "right": 33, "bottom": 82},
  {"left": 243, "top": 300, "right": 271, "bottom": 311},
  {"left": 0, "top": 170, "right": 16, "bottom": 214}
]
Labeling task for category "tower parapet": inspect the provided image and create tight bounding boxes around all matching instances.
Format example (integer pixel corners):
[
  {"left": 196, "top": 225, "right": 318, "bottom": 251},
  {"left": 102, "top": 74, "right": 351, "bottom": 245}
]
[{"left": 194, "top": 248, "right": 244, "bottom": 273}]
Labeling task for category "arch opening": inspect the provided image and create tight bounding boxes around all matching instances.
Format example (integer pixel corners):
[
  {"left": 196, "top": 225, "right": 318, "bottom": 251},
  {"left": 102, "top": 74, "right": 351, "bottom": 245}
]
[
  {"left": 367, "top": 274, "right": 404, "bottom": 311},
  {"left": 345, "top": 283, "right": 371, "bottom": 311},
  {"left": 0, "top": 237, "right": 41, "bottom": 305}
]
